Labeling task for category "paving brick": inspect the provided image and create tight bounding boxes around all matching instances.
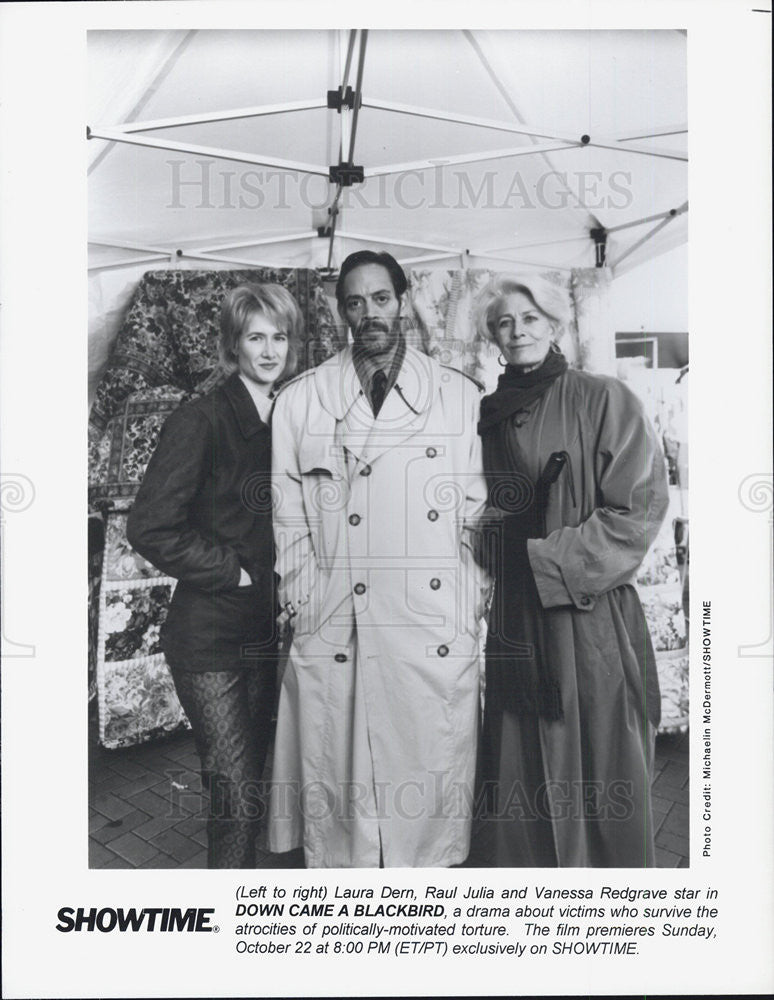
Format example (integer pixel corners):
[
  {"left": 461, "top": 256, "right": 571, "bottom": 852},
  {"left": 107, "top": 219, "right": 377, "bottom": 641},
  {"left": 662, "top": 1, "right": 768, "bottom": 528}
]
[
  {"left": 90, "top": 768, "right": 134, "bottom": 795},
  {"left": 126, "top": 786, "right": 182, "bottom": 820},
  {"left": 108, "top": 832, "right": 161, "bottom": 867},
  {"left": 101, "top": 857, "right": 133, "bottom": 869},
  {"left": 114, "top": 771, "right": 172, "bottom": 799},
  {"left": 141, "top": 852, "right": 179, "bottom": 869},
  {"left": 177, "top": 753, "right": 202, "bottom": 772},
  {"left": 662, "top": 803, "right": 690, "bottom": 836},
  {"left": 651, "top": 794, "right": 675, "bottom": 814},
  {"left": 190, "top": 828, "right": 208, "bottom": 848},
  {"left": 92, "top": 791, "right": 137, "bottom": 822},
  {"left": 91, "top": 810, "right": 151, "bottom": 845},
  {"left": 173, "top": 815, "right": 208, "bottom": 841},
  {"left": 149, "top": 829, "right": 203, "bottom": 863},
  {"left": 657, "top": 830, "right": 690, "bottom": 860},
  {"left": 657, "top": 760, "right": 688, "bottom": 789},
  {"left": 162, "top": 739, "right": 199, "bottom": 762},
  {"left": 256, "top": 848, "right": 304, "bottom": 869},
  {"left": 102, "top": 756, "right": 152, "bottom": 780},
  {"left": 89, "top": 811, "right": 111, "bottom": 835},
  {"left": 652, "top": 809, "right": 668, "bottom": 836},
  {"left": 655, "top": 846, "right": 682, "bottom": 868},
  {"left": 142, "top": 768, "right": 176, "bottom": 789},
  {"left": 176, "top": 850, "right": 207, "bottom": 869},
  {"left": 133, "top": 813, "right": 182, "bottom": 841},
  {"left": 89, "top": 839, "right": 119, "bottom": 868},
  {"left": 652, "top": 775, "right": 689, "bottom": 805},
  {"left": 166, "top": 786, "right": 207, "bottom": 816}
]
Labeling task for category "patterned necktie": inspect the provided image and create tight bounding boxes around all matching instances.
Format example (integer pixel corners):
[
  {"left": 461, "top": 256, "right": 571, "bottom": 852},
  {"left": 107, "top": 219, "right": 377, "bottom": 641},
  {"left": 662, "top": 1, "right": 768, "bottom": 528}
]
[{"left": 371, "top": 369, "right": 388, "bottom": 416}]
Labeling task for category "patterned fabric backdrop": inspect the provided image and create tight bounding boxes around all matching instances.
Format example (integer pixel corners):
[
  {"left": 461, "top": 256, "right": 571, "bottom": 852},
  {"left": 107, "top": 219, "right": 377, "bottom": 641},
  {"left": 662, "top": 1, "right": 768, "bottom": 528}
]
[{"left": 89, "top": 265, "right": 686, "bottom": 747}]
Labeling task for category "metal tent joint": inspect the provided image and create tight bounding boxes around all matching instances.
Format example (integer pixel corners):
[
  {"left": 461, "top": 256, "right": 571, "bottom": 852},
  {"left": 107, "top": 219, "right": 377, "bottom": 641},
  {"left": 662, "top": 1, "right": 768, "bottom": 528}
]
[
  {"left": 329, "top": 161, "right": 364, "bottom": 186},
  {"left": 327, "top": 86, "right": 360, "bottom": 112},
  {"left": 590, "top": 226, "right": 608, "bottom": 267}
]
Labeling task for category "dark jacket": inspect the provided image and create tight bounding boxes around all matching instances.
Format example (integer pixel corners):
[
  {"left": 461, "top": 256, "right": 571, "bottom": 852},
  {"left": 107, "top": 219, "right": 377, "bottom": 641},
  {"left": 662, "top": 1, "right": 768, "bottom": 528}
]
[{"left": 127, "top": 372, "right": 277, "bottom": 671}]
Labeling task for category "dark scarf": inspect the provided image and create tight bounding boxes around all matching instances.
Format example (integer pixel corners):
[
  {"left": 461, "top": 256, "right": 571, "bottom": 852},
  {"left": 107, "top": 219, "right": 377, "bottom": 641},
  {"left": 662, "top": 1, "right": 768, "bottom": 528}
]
[
  {"left": 478, "top": 348, "right": 568, "bottom": 721},
  {"left": 478, "top": 347, "right": 568, "bottom": 435}
]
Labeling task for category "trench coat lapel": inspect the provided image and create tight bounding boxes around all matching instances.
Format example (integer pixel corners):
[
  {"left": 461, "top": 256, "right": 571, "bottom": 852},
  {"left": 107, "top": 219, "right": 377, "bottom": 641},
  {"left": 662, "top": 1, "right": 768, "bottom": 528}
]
[
  {"left": 311, "top": 346, "right": 439, "bottom": 467},
  {"left": 359, "top": 346, "right": 437, "bottom": 466}
]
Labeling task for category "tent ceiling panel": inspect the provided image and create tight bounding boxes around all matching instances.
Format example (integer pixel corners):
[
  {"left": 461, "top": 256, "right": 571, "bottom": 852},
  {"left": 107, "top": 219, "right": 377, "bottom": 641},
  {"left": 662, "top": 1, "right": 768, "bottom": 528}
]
[
  {"left": 122, "top": 30, "right": 336, "bottom": 116},
  {"left": 472, "top": 29, "right": 687, "bottom": 139},
  {"left": 88, "top": 28, "right": 686, "bottom": 275}
]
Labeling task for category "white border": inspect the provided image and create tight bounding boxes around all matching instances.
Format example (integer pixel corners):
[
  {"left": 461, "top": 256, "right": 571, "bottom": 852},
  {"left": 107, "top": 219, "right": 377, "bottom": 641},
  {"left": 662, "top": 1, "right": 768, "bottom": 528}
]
[{"left": 1, "top": 2, "right": 772, "bottom": 997}]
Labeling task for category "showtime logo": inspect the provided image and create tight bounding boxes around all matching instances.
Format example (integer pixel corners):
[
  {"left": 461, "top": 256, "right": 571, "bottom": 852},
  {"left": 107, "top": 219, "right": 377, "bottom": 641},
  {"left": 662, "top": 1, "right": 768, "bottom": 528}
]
[{"left": 55, "top": 907, "right": 216, "bottom": 932}]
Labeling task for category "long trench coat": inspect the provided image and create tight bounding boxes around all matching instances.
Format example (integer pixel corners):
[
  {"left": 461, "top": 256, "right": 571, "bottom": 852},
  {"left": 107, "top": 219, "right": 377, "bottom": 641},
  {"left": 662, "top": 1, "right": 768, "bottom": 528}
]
[
  {"left": 267, "top": 345, "right": 489, "bottom": 867},
  {"left": 482, "top": 368, "right": 669, "bottom": 867}
]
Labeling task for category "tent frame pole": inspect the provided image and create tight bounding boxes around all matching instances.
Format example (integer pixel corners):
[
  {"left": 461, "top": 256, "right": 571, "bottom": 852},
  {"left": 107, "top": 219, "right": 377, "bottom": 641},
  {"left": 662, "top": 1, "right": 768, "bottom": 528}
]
[
  {"left": 110, "top": 99, "right": 328, "bottom": 134},
  {"left": 606, "top": 203, "right": 688, "bottom": 235},
  {"left": 335, "top": 230, "right": 463, "bottom": 256},
  {"left": 88, "top": 127, "right": 329, "bottom": 175},
  {"left": 609, "top": 201, "right": 688, "bottom": 271},
  {"left": 365, "top": 140, "right": 578, "bottom": 177},
  {"left": 88, "top": 254, "right": 170, "bottom": 273},
  {"left": 364, "top": 98, "right": 687, "bottom": 156}
]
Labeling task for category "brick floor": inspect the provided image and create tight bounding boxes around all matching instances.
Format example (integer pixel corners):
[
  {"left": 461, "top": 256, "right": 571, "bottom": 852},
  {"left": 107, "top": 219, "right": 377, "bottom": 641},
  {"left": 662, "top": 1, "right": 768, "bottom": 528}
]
[{"left": 89, "top": 706, "right": 689, "bottom": 869}]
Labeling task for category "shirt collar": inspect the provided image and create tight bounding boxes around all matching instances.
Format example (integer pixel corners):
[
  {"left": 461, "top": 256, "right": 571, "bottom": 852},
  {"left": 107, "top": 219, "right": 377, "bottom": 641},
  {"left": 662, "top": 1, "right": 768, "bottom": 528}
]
[
  {"left": 314, "top": 343, "right": 437, "bottom": 420},
  {"left": 238, "top": 373, "right": 274, "bottom": 424},
  {"left": 352, "top": 334, "right": 406, "bottom": 400}
]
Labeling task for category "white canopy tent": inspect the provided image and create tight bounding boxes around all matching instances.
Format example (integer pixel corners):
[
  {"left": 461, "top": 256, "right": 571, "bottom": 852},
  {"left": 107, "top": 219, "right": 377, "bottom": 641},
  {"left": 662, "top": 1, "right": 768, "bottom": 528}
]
[
  {"left": 85, "top": 27, "right": 690, "bottom": 746},
  {"left": 88, "top": 28, "right": 687, "bottom": 395}
]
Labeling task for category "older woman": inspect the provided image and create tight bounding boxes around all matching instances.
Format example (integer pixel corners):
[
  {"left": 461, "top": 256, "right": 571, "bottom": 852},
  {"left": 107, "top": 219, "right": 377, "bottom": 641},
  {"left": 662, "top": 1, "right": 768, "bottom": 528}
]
[
  {"left": 475, "top": 276, "right": 669, "bottom": 867},
  {"left": 127, "top": 283, "right": 303, "bottom": 868}
]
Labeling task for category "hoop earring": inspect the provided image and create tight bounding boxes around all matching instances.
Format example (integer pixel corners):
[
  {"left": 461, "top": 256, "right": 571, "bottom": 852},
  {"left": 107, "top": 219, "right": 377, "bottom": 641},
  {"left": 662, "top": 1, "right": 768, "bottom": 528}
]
[{"left": 497, "top": 355, "right": 508, "bottom": 367}]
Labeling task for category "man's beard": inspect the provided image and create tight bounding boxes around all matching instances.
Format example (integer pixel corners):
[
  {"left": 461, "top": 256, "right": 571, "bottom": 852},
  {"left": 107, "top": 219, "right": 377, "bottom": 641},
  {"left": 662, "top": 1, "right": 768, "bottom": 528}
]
[{"left": 353, "top": 318, "right": 401, "bottom": 357}]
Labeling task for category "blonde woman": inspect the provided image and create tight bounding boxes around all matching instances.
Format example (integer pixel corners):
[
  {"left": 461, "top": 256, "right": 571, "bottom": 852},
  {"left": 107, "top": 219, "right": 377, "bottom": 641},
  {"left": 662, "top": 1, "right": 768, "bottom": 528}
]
[
  {"left": 128, "top": 283, "right": 303, "bottom": 868},
  {"left": 475, "top": 276, "right": 668, "bottom": 867}
]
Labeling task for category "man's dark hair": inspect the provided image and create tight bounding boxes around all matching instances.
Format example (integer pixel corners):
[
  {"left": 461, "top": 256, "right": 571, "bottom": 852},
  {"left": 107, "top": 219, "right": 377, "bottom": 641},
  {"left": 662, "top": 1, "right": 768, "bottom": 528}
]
[{"left": 335, "top": 250, "right": 408, "bottom": 307}]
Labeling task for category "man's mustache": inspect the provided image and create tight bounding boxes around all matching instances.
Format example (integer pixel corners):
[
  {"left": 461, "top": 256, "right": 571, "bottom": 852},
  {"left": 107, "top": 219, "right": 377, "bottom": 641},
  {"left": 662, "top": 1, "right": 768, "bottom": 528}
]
[{"left": 357, "top": 319, "right": 390, "bottom": 334}]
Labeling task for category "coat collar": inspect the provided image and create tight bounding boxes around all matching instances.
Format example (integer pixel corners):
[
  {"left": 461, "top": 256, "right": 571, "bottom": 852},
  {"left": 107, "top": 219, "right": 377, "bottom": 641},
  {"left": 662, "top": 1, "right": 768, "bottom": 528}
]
[
  {"left": 222, "top": 371, "right": 268, "bottom": 438},
  {"left": 314, "top": 344, "right": 438, "bottom": 421}
]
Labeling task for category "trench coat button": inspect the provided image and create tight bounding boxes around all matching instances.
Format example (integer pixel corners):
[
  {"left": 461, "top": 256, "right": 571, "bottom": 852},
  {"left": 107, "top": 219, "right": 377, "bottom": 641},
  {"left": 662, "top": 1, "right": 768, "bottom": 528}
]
[
  {"left": 430, "top": 578, "right": 441, "bottom": 590},
  {"left": 426, "top": 446, "right": 437, "bottom": 458},
  {"left": 360, "top": 464, "right": 372, "bottom": 477},
  {"left": 580, "top": 595, "right": 591, "bottom": 606},
  {"left": 427, "top": 509, "right": 439, "bottom": 522},
  {"left": 334, "top": 653, "right": 347, "bottom": 663},
  {"left": 437, "top": 644, "right": 449, "bottom": 657},
  {"left": 348, "top": 514, "right": 361, "bottom": 526},
  {"left": 354, "top": 583, "right": 366, "bottom": 595}
]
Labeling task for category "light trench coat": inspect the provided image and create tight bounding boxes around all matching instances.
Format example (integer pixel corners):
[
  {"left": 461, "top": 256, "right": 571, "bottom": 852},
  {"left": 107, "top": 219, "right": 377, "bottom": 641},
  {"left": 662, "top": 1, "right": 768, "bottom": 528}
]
[{"left": 267, "top": 345, "right": 489, "bottom": 867}]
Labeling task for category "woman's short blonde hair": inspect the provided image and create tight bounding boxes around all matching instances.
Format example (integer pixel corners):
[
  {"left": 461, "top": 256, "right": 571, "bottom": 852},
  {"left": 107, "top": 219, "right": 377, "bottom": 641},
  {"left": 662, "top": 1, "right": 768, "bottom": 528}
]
[
  {"left": 219, "top": 283, "right": 304, "bottom": 378},
  {"left": 475, "top": 275, "right": 571, "bottom": 343}
]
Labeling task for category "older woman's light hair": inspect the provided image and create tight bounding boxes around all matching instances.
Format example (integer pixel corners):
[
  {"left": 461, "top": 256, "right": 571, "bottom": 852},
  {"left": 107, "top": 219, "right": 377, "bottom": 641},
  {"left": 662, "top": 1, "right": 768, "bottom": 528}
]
[
  {"left": 219, "top": 283, "right": 304, "bottom": 378},
  {"left": 475, "top": 275, "right": 571, "bottom": 343}
]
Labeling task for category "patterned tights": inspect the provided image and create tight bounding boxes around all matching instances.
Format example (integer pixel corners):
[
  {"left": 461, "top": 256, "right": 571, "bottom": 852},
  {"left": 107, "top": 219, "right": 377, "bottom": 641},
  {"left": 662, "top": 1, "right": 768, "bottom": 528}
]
[{"left": 171, "top": 665, "right": 275, "bottom": 868}]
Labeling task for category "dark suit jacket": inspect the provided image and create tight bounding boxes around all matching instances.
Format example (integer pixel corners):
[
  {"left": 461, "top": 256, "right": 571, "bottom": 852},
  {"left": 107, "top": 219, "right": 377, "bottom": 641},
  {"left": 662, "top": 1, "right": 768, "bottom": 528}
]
[{"left": 127, "top": 372, "right": 277, "bottom": 671}]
